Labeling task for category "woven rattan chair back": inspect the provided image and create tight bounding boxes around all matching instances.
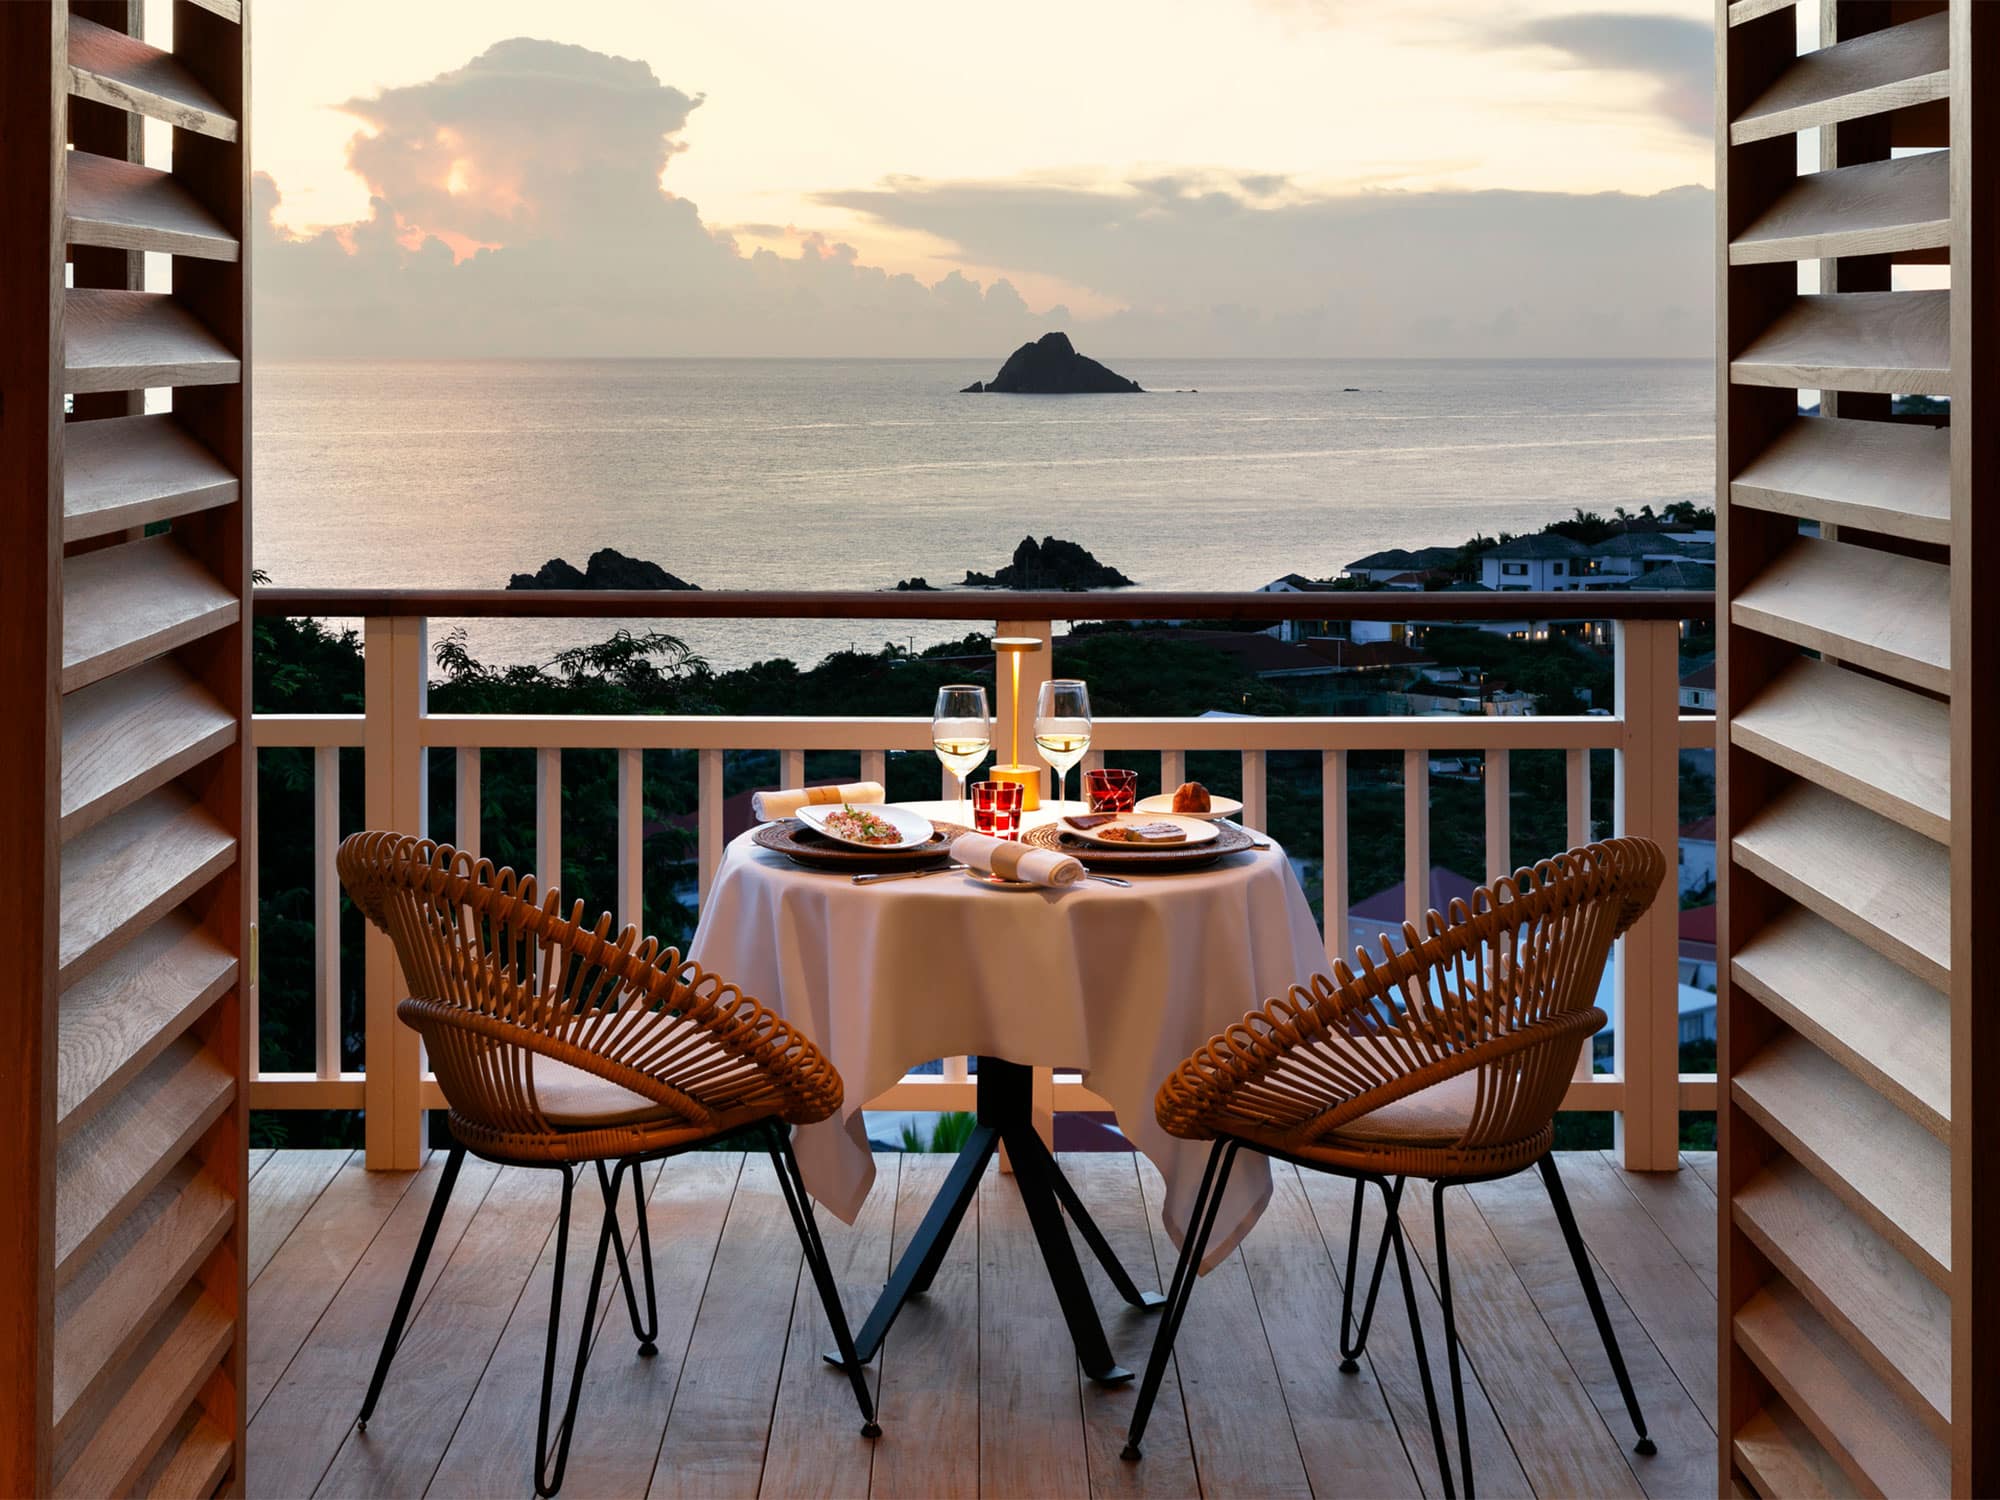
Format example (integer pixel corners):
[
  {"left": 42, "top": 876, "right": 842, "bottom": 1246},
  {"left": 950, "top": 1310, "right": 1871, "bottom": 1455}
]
[
  {"left": 1156, "top": 836, "right": 1666, "bottom": 1176},
  {"left": 337, "top": 829, "right": 842, "bottom": 1162}
]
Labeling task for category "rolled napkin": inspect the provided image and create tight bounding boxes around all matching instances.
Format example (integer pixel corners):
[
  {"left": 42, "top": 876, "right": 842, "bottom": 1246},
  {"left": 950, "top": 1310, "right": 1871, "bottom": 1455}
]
[
  {"left": 752, "top": 781, "right": 885, "bottom": 822},
  {"left": 951, "top": 831, "right": 1083, "bottom": 888}
]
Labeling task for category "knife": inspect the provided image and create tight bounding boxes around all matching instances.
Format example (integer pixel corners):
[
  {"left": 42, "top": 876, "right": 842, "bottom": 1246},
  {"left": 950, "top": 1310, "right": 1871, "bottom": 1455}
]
[{"left": 852, "top": 863, "right": 968, "bottom": 885}]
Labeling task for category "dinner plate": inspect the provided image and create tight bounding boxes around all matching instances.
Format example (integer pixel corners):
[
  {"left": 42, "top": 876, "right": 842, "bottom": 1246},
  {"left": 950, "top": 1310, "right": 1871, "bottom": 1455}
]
[
  {"left": 1056, "top": 812, "right": 1220, "bottom": 848},
  {"left": 1133, "top": 792, "right": 1244, "bottom": 821},
  {"left": 794, "top": 801, "right": 936, "bottom": 851}
]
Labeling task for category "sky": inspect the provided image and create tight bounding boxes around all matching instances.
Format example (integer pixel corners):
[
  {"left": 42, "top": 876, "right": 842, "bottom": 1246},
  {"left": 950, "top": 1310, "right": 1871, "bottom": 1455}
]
[{"left": 207, "top": 0, "right": 1738, "bottom": 359}]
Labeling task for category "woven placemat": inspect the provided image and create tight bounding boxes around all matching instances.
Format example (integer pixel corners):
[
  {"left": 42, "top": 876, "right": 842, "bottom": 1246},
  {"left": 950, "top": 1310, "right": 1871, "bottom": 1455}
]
[
  {"left": 1023, "top": 819, "right": 1257, "bottom": 873},
  {"left": 752, "top": 818, "right": 974, "bottom": 872}
]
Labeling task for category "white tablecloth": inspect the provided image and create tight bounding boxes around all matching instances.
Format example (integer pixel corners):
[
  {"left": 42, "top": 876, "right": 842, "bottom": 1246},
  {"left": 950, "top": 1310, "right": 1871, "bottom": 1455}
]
[{"left": 689, "top": 801, "right": 1329, "bottom": 1269}]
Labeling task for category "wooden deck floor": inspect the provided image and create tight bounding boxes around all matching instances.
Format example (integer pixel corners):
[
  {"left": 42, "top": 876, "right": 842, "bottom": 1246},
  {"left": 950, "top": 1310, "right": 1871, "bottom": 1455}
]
[{"left": 246, "top": 1146, "right": 1719, "bottom": 1499}]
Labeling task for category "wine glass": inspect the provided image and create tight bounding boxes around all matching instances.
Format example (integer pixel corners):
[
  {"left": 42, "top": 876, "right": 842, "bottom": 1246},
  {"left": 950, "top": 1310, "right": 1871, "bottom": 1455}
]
[
  {"left": 932, "top": 684, "right": 991, "bottom": 811},
  {"left": 1034, "top": 679, "right": 1092, "bottom": 810}
]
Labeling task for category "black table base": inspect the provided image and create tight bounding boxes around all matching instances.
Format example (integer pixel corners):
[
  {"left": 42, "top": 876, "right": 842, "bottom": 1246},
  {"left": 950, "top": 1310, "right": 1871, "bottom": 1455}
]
[{"left": 825, "top": 1057, "right": 1166, "bottom": 1384}]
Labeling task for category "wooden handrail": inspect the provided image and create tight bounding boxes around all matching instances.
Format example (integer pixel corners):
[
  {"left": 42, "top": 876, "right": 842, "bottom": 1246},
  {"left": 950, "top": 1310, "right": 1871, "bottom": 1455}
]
[{"left": 252, "top": 587, "right": 1715, "bottom": 623}]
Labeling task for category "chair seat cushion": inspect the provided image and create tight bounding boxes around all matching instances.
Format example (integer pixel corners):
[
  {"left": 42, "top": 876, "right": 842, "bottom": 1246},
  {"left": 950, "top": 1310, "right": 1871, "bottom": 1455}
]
[
  {"left": 530, "top": 1056, "right": 675, "bottom": 1129},
  {"left": 1325, "top": 1067, "right": 1478, "bottom": 1147}
]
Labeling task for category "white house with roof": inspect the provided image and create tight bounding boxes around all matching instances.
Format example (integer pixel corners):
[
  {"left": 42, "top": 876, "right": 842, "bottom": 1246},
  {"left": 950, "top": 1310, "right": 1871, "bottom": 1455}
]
[
  {"left": 1341, "top": 546, "right": 1460, "bottom": 583},
  {"left": 1478, "top": 534, "right": 1589, "bottom": 591}
]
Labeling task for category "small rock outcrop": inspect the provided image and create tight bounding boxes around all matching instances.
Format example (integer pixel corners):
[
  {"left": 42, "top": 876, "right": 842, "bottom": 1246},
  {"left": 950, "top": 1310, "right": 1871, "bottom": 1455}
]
[
  {"left": 963, "top": 536, "right": 1135, "bottom": 590},
  {"left": 508, "top": 547, "right": 700, "bottom": 591},
  {"left": 891, "top": 576, "right": 939, "bottom": 591},
  {"left": 964, "top": 332, "right": 1142, "bottom": 394}
]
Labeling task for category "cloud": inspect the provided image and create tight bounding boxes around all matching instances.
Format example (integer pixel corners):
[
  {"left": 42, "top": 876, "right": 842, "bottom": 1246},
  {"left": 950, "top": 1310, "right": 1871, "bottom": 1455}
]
[
  {"left": 255, "top": 36, "right": 1713, "bottom": 359},
  {"left": 820, "top": 172, "right": 1714, "bottom": 356},
  {"left": 1490, "top": 11, "right": 1714, "bottom": 136}
]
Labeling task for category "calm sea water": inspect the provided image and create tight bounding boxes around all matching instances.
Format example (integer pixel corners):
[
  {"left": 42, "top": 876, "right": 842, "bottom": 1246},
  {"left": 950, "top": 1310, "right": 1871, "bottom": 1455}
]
[{"left": 255, "top": 357, "right": 1712, "bottom": 670}]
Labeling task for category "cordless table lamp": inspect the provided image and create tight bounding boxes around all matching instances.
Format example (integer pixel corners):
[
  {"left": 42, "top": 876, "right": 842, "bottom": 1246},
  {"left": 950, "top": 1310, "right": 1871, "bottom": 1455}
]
[{"left": 989, "top": 635, "right": 1044, "bottom": 811}]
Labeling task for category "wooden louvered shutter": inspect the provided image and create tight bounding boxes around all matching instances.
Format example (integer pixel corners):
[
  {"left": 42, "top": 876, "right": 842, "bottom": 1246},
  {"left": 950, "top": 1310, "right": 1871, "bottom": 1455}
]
[
  {"left": 1719, "top": 1, "right": 1996, "bottom": 1495},
  {"left": 0, "top": 2, "right": 250, "bottom": 1494}
]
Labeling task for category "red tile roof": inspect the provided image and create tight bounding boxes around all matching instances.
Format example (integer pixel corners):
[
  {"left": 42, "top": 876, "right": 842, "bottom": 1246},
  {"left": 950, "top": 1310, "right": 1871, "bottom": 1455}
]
[{"left": 1680, "top": 815, "right": 1716, "bottom": 841}]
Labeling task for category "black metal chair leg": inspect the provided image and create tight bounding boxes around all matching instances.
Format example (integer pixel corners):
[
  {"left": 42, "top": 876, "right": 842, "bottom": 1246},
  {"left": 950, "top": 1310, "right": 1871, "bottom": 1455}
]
[
  {"left": 1386, "top": 1179, "right": 1457, "bottom": 1500},
  {"left": 598, "top": 1158, "right": 660, "bottom": 1356},
  {"left": 1432, "top": 1183, "right": 1476, "bottom": 1500},
  {"left": 1019, "top": 1128, "right": 1166, "bottom": 1308},
  {"left": 356, "top": 1141, "right": 465, "bottom": 1430},
  {"left": 768, "top": 1125, "right": 882, "bottom": 1438},
  {"left": 1338, "top": 1173, "right": 1398, "bottom": 1372},
  {"left": 1538, "top": 1154, "right": 1654, "bottom": 1456},
  {"left": 534, "top": 1163, "right": 619, "bottom": 1498},
  {"left": 1122, "top": 1139, "right": 1238, "bottom": 1462}
]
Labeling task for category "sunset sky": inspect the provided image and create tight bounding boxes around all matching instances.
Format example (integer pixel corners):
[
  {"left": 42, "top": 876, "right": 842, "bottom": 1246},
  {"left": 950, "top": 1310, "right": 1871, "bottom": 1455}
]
[{"left": 147, "top": 1, "right": 1805, "bottom": 357}]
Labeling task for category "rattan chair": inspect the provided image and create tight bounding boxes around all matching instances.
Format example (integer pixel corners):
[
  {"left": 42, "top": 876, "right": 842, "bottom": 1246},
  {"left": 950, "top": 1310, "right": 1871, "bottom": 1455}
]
[
  {"left": 1121, "top": 836, "right": 1667, "bottom": 1499},
  {"left": 337, "top": 831, "right": 878, "bottom": 1498}
]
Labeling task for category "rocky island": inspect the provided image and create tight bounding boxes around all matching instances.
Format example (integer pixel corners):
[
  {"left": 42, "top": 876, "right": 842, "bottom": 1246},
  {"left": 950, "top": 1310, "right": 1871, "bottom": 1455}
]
[
  {"left": 961, "top": 331, "right": 1142, "bottom": 394},
  {"left": 962, "top": 535, "right": 1135, "bottom": 589},
  {"left": 508, "top": 547, "right": 700, "bottom": 591}
]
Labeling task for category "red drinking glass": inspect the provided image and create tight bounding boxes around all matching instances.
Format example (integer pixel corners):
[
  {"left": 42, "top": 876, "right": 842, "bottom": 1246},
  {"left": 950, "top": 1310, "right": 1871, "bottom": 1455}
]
[
  {"left": 971, "top": 780, "right": 1024, "bottom": 838},
  {"left": 1084, "top": 766, "right": 1138, "bottom": 813}
]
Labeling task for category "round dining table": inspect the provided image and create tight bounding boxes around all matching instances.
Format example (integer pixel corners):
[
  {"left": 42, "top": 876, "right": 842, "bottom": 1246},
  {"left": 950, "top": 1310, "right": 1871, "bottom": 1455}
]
[{"left": 690, "top": 799, "right": 1329, "bottom": 1380}]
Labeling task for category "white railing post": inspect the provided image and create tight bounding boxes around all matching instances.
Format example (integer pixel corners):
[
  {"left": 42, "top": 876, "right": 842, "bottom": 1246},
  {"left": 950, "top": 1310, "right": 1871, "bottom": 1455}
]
[
  {"left": 313, "top": 744, "right": 340, "bottom": 1080},
  {"left": 1322, "top": 748, "right": 1348, "bottom": 966},
  {"left": 1566, "top": 746, "right": 1593, "bottom": 1085},
  {"left": 697, "top": 748, "right": 724, "bottom": 903},
  {"left": 860, "top": 749, "right": 887, "bottom": 787},
  {"left": 1614, "top": 618, "right": 1683, "bottom": 1170},
  {"left": 455, "top": 747, "right": 480, "bottom": 859},
  {"left": 1404, "top": 748, "right": 1431, "bottom": 930},
  {"left": 779, "top": 748, "right": 804, "bottom": 791},
  {"left": 1240, "top": 749, "right": 1268, "bottom": 830},
  {"left": 1485, "top": 748, "right": 1512, "bottom": 884},
  {"left": 616, "top": 746, "right": 643, "bottom": 933},
  {"left": 1160, "top": 749, "right": 1186, "bottom": 798},
  {"left": 535, "top": 747, "right": 562, "bottom": 890},
  {"left": 361, "top": 615, "right": 427, "bottom": 1169}
]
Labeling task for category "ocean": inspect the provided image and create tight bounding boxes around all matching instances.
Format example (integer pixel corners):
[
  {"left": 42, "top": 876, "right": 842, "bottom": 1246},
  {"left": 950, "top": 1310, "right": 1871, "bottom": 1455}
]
[{"left": 254, "top": 357, "right": 1713, "bottom": 670}]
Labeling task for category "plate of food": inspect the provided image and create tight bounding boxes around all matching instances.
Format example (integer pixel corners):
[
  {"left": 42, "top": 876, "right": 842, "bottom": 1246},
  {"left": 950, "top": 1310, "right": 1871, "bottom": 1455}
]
[
  {"left": 1056, "top": 812, "right": 1220, "bottom": 848},
  {"left": 1133, "top": 781, "right": 1243, "bottom": 821},
  {"left": 794, "top": 801, "right": 936, "bottom": 851}
]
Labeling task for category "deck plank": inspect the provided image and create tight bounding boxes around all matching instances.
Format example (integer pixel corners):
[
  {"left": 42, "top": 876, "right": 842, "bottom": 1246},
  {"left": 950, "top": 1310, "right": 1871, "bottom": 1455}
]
[
  {"left": 649, "top": 1154, "right": 807, "bottom": 1500},
  {"left": 758, "top": 1152, "right": 897, "bottom": 1500},
  {"left": 245, "top": 1154, "right": 424, "bottom": 1416},
  {"left": 239, "top": 1150, "right": 1721, "bottom": 1500},
  {"left": 245, "top": 1148, "right": 345, "bottom": 1284},
  {"left": 979, "top": 1161, "right": 1092, "bottom": 1500},
  {"left": 868, "top": 1154, "right": 981, "bottom": 1500},
  {"left": 1135, "top": 1158, "right": 1311, "bottom": 1499},
  {"left": 1531, "top": 1154, "right": 1718, "bottom": 1425},
  {"left": 1468, "top": 1167, "right": 1719, "bottom": 1500},
  {"left": 1396, "top": 1178, "right": 1645, "bottom": 1498},
  {"left": 312, "top": 1164, "right": 570, "bottom": 1497},
  {"left": 1685, "top": 1153, "right": 1719, "bottom": 1196},
  {"left": 1061, "top": 1153, "right": 1204, "bottom": 1500},
  {"left": 1602, "top": 1153, "right": 1719, "bottom": 1296},
  {"left": 427, "top": 1156, "right": 736, "bottom": 1499},
  {"left": 1237, "top": 1163, "right": 1422, "bottom": 1498},
  {"left": 1295, "top": 1168, "right": 1533, "bottom": 1498},
  {"left": 245, "top": 1154, "right": 500, "bottom": 1496}
]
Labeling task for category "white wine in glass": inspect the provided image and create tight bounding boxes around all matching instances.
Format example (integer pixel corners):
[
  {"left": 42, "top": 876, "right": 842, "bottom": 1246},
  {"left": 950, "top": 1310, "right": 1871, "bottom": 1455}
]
[
  {"left": 1034, "top": 679, "right": 1092, "bottom": 810},
  {"left": 932, "top": 684, "right": 991, "bottom": 809}
]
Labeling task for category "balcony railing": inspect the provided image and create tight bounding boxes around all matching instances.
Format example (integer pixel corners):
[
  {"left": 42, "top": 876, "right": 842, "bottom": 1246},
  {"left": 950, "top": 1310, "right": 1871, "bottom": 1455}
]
[{"left": 247, "top": 587, "right": 1717, "bottom": 1172}]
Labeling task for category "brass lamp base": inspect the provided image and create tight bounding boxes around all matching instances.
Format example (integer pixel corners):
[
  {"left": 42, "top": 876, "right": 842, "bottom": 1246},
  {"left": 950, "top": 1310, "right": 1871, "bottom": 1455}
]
[{"left": 988, "top": 764, "right": 1041, "bottom": 811}]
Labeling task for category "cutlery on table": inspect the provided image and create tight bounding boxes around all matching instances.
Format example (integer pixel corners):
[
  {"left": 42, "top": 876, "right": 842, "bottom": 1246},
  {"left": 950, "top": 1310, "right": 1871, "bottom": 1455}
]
[
  {"left": 1082, "top": 873, "right": 1132, "bottom": 887},
  {"left": 852, "top": 863, "right": 967, "bottom": 885}
]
